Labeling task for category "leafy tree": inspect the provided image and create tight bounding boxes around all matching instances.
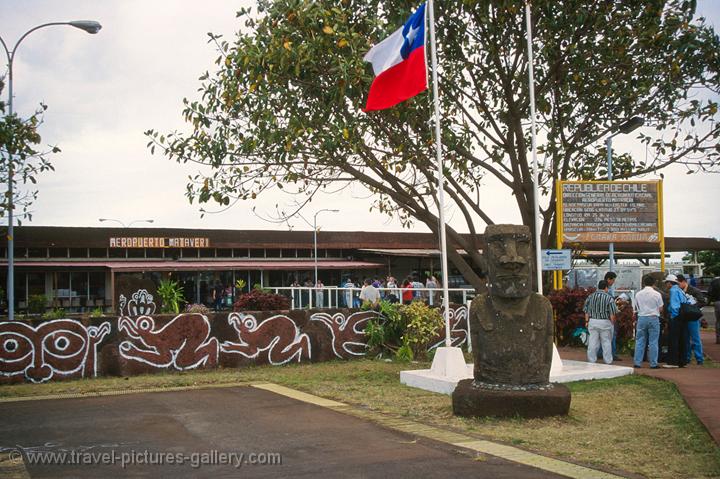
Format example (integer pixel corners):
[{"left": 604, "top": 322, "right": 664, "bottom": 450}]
[
  {"left": 147, "top": 0, "right": 720, "bottom": 290},
  {"left": 0, "top": 79, "right": 57, "bottom": 223},
  {"left": 684, "top": 250, "right": 720, "bottom": 276}
]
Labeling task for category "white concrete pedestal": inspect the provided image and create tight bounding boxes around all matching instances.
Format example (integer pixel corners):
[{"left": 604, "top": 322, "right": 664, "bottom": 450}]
[{"left": 400, "top": 345, "right": 634, "bottom": 396}]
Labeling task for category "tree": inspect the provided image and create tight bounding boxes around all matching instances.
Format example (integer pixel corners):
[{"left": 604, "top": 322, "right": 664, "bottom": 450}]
[
  {"left": 0, "top": 78, "right": 57, "bottom": 223},
  {"left": 684, "top": 250, "right": 720, "bottom": 276},
  {"left": 147, "top": 0, "right": 720, "bottom": 291}
]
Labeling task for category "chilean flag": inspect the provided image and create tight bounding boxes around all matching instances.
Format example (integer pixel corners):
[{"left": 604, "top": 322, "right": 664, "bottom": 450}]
[{"left": 364, "top": 3, "right": 427, "bottom": 111}]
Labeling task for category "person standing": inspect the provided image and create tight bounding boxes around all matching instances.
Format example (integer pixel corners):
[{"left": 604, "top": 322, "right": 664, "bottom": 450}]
[
  {"left": 584, "top": 280, "right": 619, "bottom": 364},
  {"left": 678, "top": 274, "right": 707, "bottom": 365},
  {"left": 401, "top": 277, "right": 414, "bottom": 305},
  {"left": 343, "top": 277, "right": 355, "bottom": 309},
  {"left": 664, "top": 274, "right": 689, "bottom": 368},
  {"left": 633, "top": 275, "right": 664, "bottom": 369},
  {"left": 315, "top": 279, "right": 325, "bottom": 308},
  {"left": 426, "top": 275, "right": 438, "bottom": 306},
  {"left": 212, "top": 280, "right": 225, "bottom": 312},
  {"left": 708, "top": 277, "right": 720, "bottom": 344},
  {"left": 359, "top": 278, "right": 381, "bottom": 308}
]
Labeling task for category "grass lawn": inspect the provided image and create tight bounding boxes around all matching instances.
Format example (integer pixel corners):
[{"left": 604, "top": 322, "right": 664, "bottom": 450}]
[{"left": 2, "top": 360, "right": 719, "bottom": 479}]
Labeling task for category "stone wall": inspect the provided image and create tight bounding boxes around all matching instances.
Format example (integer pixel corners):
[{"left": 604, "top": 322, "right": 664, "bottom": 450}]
[{"left": 0, "top": 305, "right": 469, "bottom": 384}]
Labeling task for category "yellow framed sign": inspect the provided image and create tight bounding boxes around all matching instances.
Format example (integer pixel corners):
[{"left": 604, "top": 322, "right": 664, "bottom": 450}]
[{"left": 557, "top": 180, "right": 663, "bottom": 244}]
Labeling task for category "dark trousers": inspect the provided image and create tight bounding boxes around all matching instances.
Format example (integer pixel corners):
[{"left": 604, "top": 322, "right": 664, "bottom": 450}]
[{"left": 666, "top": 317, "right": 688, "bottom": 367}]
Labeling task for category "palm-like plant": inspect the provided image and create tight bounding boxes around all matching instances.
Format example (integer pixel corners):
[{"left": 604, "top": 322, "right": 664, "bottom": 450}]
[{"left": 157, "top": 279, "right": 184, "bottom": 314}]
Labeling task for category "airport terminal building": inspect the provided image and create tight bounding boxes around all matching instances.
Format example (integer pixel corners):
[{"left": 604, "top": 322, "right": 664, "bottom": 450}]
[{"left": 1, "top": 226, "right": 718, "bottom": 312}]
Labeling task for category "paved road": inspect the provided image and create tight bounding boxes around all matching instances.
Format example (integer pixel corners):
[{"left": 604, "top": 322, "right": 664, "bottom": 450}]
[{"left": 0, "top": 386, "right": 565, "bottom": 478}]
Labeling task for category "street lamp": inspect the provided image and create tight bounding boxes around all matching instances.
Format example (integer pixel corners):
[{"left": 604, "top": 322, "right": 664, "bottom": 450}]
[
  {"left": 99, "top": 218, "right": 155, "bottom": 228},
  {"left": 313, "top": 209, "right": 339, "bottom": 286},
  {"left": 1, "top": 20, "right": 102, "bottom": 321},
  {"left": 606, "top": 116, "right": 644, "bottom": 274}
]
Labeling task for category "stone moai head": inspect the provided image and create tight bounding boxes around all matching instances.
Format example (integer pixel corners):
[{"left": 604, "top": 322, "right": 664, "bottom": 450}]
[{"left": 484, "top": 224, "right": 533, "bottom": 299}]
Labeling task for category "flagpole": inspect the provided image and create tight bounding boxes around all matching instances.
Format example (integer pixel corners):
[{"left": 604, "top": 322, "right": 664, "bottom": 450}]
[
  {"left": 427, "top": 0, "right": 452, "bottom": 346},
  {"left": 525, "top": 2, "right": 543, "bottom": 295}
]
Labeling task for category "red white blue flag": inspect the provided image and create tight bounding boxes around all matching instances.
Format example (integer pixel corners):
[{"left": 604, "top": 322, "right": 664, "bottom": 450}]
[{"left": 363, "top": 3, "right": 427, "bottom": 111}]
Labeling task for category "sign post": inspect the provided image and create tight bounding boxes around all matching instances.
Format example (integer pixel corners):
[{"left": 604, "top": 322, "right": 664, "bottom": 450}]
[{"left": 555, "top": 180, "right": 664, "bottom": 288}]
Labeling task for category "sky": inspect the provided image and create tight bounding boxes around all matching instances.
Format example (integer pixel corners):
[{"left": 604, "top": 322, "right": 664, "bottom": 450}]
[{"left": 1, "top": 0, "right": 718, "bottom": 242}]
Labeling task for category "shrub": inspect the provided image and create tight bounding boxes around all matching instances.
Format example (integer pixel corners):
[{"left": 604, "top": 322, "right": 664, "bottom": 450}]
[
  {"left": 157, "top": 280, "right": 184, "bottom": 314},
  {"left": 233, "top": 289, "right": 290, "bottom": 311},
  {"left": 548, "top": 287, "right": 593, "bottom": 346},
  {"left": 28, "top": 294, "right": 47, "bottom": 314},
  {"left": 185, "top": 303, "right": 211, "bottom": 314},
  {"left": 42, "top": 308, "right": 66, "bottom": 320},
  {"left": 90, "top": 307, "right": 104, "bottom": 318},
  {"left": 402, "top": 301, "right": 444, "bottom": 358},
  {"left": 364, "top": 300, "right": 443, "bottom": 359},
  {"left": 548, "top": 287, "right": 635, "bottom": 349}
]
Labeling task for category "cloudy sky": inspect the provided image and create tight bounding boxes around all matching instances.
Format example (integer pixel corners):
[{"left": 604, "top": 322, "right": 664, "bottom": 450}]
[{"left": 1, "top": 1, "right": 718, "bottom": 241}]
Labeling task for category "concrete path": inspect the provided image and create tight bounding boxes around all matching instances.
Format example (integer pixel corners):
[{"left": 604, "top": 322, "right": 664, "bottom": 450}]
[
  {"left": 559, "top": 328, "right": 720, "bottom": 445},
  {"left": 0, "top": 385, "right": 576, "bottom": 478}
]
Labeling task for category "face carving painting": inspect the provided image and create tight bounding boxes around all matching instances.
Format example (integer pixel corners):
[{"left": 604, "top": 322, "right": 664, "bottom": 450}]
[{"left": 0, "top": 319, "right": 111, "bottom": 383}]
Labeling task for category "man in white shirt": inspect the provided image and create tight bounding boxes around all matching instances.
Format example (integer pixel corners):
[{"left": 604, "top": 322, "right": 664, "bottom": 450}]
[
  {"left": 633, "top": 275, "right": 664, "bottom": 368},
  {"left": 359, "top": 278, "right": 381, "bottom": 307}
]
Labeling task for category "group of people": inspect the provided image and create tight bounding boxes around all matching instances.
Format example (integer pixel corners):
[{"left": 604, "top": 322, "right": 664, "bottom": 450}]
[
  {"left": 583, "top": 271, "right": 710, "bottom": 368},
  {"left": 338, "top": 274, "right": 441, "bottom": 309}
]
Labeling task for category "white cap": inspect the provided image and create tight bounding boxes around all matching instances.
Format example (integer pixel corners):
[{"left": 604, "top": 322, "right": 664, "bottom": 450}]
[{"left": 665, "top": 274, "right": 678, "bottom": 283}]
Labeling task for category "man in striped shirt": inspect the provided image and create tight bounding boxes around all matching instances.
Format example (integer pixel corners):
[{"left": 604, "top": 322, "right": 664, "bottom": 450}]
[{"left": 583, "top": 280, "right": 619, "bottom": 364}]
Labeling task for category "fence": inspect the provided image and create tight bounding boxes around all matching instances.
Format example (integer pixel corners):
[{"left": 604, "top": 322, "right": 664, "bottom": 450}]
[{"left": 268, "top": 286, "right": 477, "bottom": 310}]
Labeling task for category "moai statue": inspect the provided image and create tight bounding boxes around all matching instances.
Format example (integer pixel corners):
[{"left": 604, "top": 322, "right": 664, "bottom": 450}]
[{"left": 452, "top": 224, "right": 571, "bottom": 418}]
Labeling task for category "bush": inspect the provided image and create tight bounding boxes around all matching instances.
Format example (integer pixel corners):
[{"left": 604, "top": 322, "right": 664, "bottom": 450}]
[
  {"left": 28, "top": 294, "right": 47, "bottom": 314},
  {"left": 42, "top": 308, "right": 66, "bottom": 320},
  {"left": 185, "top": 303, "right": 211, "bottom": 314},
  {"left": 157, "top": 280, "right": 184, "bottom": 314},
  {"left": 233, "top": 289, "right": 290, "bottom": 311},
  {"left": 402, "top": 301, "right": 444, "bottom": 358},
  {"left": 548, "top": 287, "right": 635, "bottom": 349},
  {"left": 548, "top": 288, "right": 592, "bottom": 345},
  {"left": 364, "top": 300, "right": 443, "bottom": 360},
  {"left": 90, "top": 307, "right": 104, "bottom": 318}
]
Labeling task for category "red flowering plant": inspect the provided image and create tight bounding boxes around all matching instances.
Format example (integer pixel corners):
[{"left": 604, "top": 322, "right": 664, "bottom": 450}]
[
  {"left": 547, "top": 287, "right": 593, "bottom": 346},
  {"left": 233, "top": 289, "right": 290, "bottom": 311}
]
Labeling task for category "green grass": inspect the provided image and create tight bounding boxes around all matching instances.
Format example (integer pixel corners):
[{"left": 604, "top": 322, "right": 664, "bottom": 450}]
[{"left": 2, "top": 360, "right": 719, "bottom": 479}]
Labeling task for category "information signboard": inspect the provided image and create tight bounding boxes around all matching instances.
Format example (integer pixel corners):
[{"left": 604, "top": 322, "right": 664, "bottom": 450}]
[
  {"left": 541, "top": 249, "right": 572, "bottom": 271},
  {"left": 558, "top": 181, "right": 662, "bottom": 244}
]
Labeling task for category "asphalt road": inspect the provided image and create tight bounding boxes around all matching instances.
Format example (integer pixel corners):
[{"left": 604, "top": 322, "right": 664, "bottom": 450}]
[{"left": 0, "top": 386, "right": 566, "bottom": 478}]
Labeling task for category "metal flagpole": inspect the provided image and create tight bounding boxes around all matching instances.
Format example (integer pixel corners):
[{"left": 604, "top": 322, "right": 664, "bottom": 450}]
[
  {"left": 525, "top": 2, "right": 543, "bottom": 295},
  {"left": 428, "top": 0, "right": 452, "bottom": 346}
]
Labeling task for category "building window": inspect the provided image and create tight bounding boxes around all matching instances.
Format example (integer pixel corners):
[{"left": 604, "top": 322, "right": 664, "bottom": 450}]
[
  {"left": 165, "top": 248, "right": 181, "bottom": 260},
  {"left": 127, "top": 248, "right": 145, "bottom": 258},
  {"left": 182, "top": 248, "right": 199, "bottom": 258},
  {"left": 266, "top": 249, "right": 280, "bottom": 258},
  {"left": 281, "top": 249, "right": 296, "bottom": 258},
  {"left": 249, "top": 249, "right": 264, "bottom": 258},
  {"left": 146, "top": 248, "right": 163, "bottom": 258},
  {"left": 296, "top": 249, "right": 311, "bottom": 258},
  {"left": 69, "top": 248, "right": 88, "bottom": 258},
  {"left": 233, "top": 248, "right": 249, "bottom": 258},
  {"left": 109, "top": 248, "right": 126, "bottom": 258},
  {"left": 49, "top": 247, "right": 68, "bottom": 258},
  {"left": 89, "top": 248, "right": 107, "bottom": 258},
  {"left": 216, "top": 248, "right": 232, "bottom": 258},
  {"left": 89, "top": 272, "right": 105, "bottom": 300},
  {"left": 27, "top": 248, "right": 47, "bottom": 258},
  {"left": 199, "top": 248, "right": 215, "bottom": 258}
]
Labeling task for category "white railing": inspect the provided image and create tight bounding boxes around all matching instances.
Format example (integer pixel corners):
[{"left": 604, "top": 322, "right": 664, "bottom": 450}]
[{"left": 268, "top": 286, "right": 477, "bottom": 310}]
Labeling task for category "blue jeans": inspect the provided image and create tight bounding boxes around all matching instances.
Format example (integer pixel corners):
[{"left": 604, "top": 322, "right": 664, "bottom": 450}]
[
  {"left": 685, "top": 320, "right": 704, "bottom": 364},
  {"left": 634, "top": 316, "right": 660, "bottom": 367}
]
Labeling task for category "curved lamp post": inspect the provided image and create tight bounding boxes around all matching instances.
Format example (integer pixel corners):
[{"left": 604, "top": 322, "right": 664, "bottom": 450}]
[
  {"left": 1, "top": 20, "right": 102, "bottom": 320},
  {"left": 606, "top": 116, "right": 644, "bottom": 274},
  {"left": 99, "top": 218, "right": 155, "bottom": 228},
  {"left": 313, "top": 209, "right": 339, "bottom": 286}
]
